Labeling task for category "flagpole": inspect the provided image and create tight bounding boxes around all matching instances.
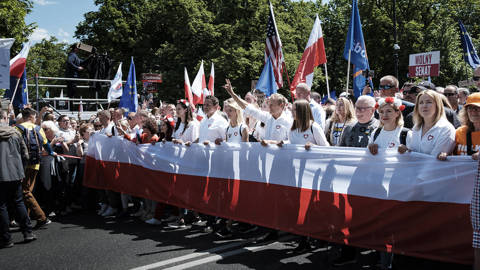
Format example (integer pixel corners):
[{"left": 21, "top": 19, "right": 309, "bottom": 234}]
[
  {"left": 9, "top": 78, "right": 22, "bottom": 107},
  {"left": 324, "top": 63, "right": 330, "bottom": 97},
  {"left": 345, "top": 50, "right": 352, "bottom": 93}
]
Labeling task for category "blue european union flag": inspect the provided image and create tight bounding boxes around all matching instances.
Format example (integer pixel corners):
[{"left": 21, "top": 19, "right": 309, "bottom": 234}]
[
  {"left": 255, "top": 56, "right": 278, "bottom": 97},
  {"left": 4, "top": 68, "right": 28, "bottom": 109},
  {"left": 119, "top": 57, "right": 138, "bottom": 113},
  {"left": 459, "top": 20, "right": 480, "bottom": 69},
  {"left": 321, "top": 90, "right": 336, "bottom": 104}
]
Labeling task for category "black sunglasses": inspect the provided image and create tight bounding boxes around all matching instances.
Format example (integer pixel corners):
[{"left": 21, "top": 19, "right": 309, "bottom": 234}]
[
  {"left": 444, "top": 93, "right": 457, "bottom": 97},
  {"left": 378, "top": 84, "right": 394, "bottom": 90}
]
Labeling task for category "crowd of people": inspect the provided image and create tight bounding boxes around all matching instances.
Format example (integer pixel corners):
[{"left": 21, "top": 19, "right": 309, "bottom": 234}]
[{"left": 1, "top": 66, "right": 480, "bottom": 269}]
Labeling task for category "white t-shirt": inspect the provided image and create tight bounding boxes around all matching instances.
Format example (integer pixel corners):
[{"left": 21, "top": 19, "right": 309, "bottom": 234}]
[
  {"left": 369, "top": 126, "right": 411, "bottom": 149},
  {"left": 288, "top": 122, "right": 329, "bottom": 146},
  {"left": 225, "top": 124, "right": 248, "bottom": 143},
  {"left": 57, "top": 128, "right": 76, "bottom": 142},
  {"left": 407, "top": 117, "right": 456, "bottom": 156},
  {"left": 98, "top": 122, "right": 118, "bottom": 136},
  {"left": 198, "top": 111, "right": 229, "bottom": 142},
  {"left": 244, "top": 104, "right": 292, "bottom": 141},
  {"left": 173, "top": 120, "right": 199, "bottom": 142},
  {"left": 331, "top": 122, "right": 345, "bottom": 146},
  {"left": 310, "top": 99, "right": 326, "bottom": 130}
]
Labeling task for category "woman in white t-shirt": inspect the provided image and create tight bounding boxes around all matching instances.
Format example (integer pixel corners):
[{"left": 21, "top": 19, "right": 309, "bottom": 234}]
[
  {"left": 278, "top": 99, "right": 329, "bottom": 150},
  {"left": 368, "top": 97, "right": 410, "bottom": 155},
  {"left": 215, "top": 98, "right": 248, "bottom": 144},
  {"left": 172, "top": 99, "right": 199, "bottom": 144}
]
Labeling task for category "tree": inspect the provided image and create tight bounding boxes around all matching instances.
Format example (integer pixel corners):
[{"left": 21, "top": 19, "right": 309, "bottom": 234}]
[
  {"left": 0, "top": 0, "right": 36, "bottom": 52},
  {"left": 26, "top": 37, "right": 69, "bottom": 99}
]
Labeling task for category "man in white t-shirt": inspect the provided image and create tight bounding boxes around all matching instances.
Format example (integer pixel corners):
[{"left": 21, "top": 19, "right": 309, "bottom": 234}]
[
  {"left": 295, "top": 83, "right": 326, "bottom": 130},
  {"left": 194, "top": 96, "right": 228, "bottom": 144}
]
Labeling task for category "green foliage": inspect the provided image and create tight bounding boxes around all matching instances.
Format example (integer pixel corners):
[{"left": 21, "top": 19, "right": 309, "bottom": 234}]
[
  {"left": 0, "top": 0, "right": 35, "bottom": 52},
  {"left": 71, "top": 0, "right": 480, "bottom": 101},
  {"left": 26, "top": 37, "right": 69, "bottom": 99}
]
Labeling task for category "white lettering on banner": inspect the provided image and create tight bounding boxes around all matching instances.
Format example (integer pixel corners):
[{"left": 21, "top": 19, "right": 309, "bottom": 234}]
[
  {"left": 353, "top": 42, "right": 366, "bottom": 58},
  {"left": 87, "top": 134, "right": 475, "bottom": 204},
  {"left": 415, "top": 65, "right": 432, "bottom": 76},
  {"left": 415, "top": 54, "right": 432, "bottom": 65}
]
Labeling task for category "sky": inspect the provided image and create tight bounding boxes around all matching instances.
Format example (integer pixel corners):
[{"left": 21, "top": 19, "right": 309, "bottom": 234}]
[{"left": 25, "top": 0, "right": 98, "bottom": 44}]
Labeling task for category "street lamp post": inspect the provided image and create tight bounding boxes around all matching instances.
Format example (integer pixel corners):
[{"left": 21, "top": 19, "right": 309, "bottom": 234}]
[{"left": 393, "top": 0, "right": 399, "bottom": 79}]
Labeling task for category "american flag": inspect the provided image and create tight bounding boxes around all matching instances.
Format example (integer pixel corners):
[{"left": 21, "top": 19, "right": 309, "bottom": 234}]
[{"left": 265, "top": 2, "right": 285, "bottom": 89}]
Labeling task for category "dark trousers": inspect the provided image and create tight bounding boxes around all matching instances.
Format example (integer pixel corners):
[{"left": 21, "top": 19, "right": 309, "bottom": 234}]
[{"left": 0, "top": 181, "right": 33, "bottom": 243}]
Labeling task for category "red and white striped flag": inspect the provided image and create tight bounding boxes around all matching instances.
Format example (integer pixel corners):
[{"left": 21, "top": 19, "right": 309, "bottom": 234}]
[
  {"left": 10, "top": 42, "right": 30, "bottom": 78},
  {"left": 184, "top": 67, "right": 195, "bottom": 111},
  {"left": 191, "top": 60, "right": 207, "bottom": 105},
  {"left": 290, "top": 14, "right": 327, "bottom": 94},
  {"left": 207, "top": 62, "right": 214, "bottom": 96},
  {"left": 265, "top": 2, "right": 285, "bottom": 89}
]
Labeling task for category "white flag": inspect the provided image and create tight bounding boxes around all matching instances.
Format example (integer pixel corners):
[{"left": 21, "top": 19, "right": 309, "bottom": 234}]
[
  {"left": 0, "top": 38, "right": 14, "bottom": 89},
  {"left": 108, "top": 63, "right": 123, "bottom": 102}
]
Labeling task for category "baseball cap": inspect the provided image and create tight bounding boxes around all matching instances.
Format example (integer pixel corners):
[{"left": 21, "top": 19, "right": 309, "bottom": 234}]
[
  {"left": 418, "top": 81, "right": 436, "bottom": 90},
  {"left": 465, "top": 93, "right": 480, "bottom": 107}
]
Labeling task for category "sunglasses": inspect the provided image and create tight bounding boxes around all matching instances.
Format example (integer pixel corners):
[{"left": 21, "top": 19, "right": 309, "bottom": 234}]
[
  {"left": 473, "top": 76, "right": 480, "bottom": 82},
  {"left": 378, "top": 84, "right": 394, "bottom": 90},
  {"left": 443, "top": 93, "right": 457, "bottom": 97},
  {"left": 94, "top": 124, "right": 102, "bottom": 128}
]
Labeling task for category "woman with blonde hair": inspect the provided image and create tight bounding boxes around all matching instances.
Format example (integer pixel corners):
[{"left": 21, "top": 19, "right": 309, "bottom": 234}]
[
  {"left": 215, "top": 98, "right": 248, "bottom": 144},
  {"left": 399, "top": 90, "right": 455, "bottom": 159},
  {"left": 325, "top": 96, "right": 356, "bottom": 146}
]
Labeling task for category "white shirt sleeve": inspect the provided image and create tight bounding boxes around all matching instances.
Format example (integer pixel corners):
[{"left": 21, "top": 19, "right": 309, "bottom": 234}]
[
  {"left": 430, "top": 126, "right": 456, "bottom": 157},
  {"left": 184, "top": 121, "right": 199, "bottom": 142},
  {"left": 312, "top": 122, "right": 329, "bottom": 146},
  {"left": 244, "top": 104, "right": 272, "bottom": 124}
]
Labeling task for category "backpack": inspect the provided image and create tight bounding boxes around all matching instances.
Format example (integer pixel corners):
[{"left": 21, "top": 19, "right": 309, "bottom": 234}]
[
  {"left": 373, "top": 127, "right": 409, "bottom": 145},
  {"left": 17, "top": 125, "right": 44, "bottom": 165}
]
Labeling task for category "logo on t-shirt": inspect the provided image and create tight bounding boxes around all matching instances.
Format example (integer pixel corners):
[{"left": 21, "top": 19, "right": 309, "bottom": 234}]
[
  {"left": 304, "top": 134, "right": 309, "bottom": 139},
  {"left": 389, "top": 142, "right": 395, "bottom": 148},
  {"left": 276, "top": 125, "right": 281, "bottom": 129},
  {"left": 208, "top": 124, "right": 211, "bottom": 128},
  {"left": 427, "top": 135, "right": 434, "bottom": 141},
  {"left": 234, "top": 132, "right": 238, "bottom": 136}
]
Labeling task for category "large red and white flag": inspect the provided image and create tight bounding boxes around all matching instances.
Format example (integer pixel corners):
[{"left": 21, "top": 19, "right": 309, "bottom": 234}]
[
  {"left": 290, "top": 15, "right": 327, "bottom": 94},
  {"left": 207, "top": 62, "right": 214, "bottom": 96},
  {"left": 184, "top": 67, "right": 195, "bottom": 111},
  {"left": 107, "top": 62, "right": 123, "bottom": 102},
  {"left": 191, "top": 60, "right": 207, "bottom": 105},
  {"left": 10, "top": 42, "right": 30, "bottom": 78},
  {"left": 265, "top": 2, "right": 285, "bottom": 89}
]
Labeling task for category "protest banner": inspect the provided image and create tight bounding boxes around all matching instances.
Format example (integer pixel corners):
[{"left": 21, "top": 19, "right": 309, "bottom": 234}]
[{"left": 408, "top": 51, "right": 440, "bottom": 77}]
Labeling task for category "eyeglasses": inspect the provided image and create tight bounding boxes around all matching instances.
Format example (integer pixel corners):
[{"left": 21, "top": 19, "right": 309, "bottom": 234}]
[
  {"left": 378, "top": 84, "right": 394, "bottom": 90},
  {"left": 94, "top": 124, "right": 102, "bottom": 128},
  {"left": 473, "top": 76, "right": 480, "bottom": 81},
  {"left": 355, "top": 106, "right": 372, "bottom": 111},
  {"left": 443, "top": 93, "right": 457, "bottom": 97},
  {"left": 404, "top": 90, "right": 419, "bottom": 95}
]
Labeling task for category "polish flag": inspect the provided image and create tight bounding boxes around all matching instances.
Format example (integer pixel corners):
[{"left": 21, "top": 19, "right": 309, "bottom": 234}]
[
  {"left": 191, "top": 60, "right": 207, "bottom": 105},
  {"left": 184, "top": 67, "right": 195, "bottom": 111},
  {"left": 290, "top": 15, "right": 327, "bottom": 95},
  {"left": 207, "top": 63, "right": 214, "bottom": 96},
  {"left": 10, "top": 42, "right": 31, "bottom": 78}
]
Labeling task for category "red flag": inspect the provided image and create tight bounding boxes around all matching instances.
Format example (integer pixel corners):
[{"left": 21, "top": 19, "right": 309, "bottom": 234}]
[
  {"left": 264, "top": 2, "right": 285, "bottom": 89},
  {"left": 207, "top": 62, "right": 214, "bottom": 96},
  {"left": 184, "top": 67, "right": 195, "bottom": 111},
  {"left": 290, "top": 14, "right": 327, "bottom": 94},
  {"left": 10, "top": 42, "right": 30, "bottom": 78},
  {"left": 191, "top": 60, "right": 207, "bottom": 105}
]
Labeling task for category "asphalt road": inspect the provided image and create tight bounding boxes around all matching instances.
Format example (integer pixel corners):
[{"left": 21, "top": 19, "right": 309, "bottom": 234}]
[{"left": 0, "top": 211, "right": 472, "bottom": 270}]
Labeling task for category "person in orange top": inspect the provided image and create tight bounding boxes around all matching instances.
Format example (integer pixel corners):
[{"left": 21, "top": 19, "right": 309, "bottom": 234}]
[
  {"left": 454, "top": 92, "right": 480, "bottom": 160},
  {"left": 120, "top": 118, "right": 159, "bottom": 144}
]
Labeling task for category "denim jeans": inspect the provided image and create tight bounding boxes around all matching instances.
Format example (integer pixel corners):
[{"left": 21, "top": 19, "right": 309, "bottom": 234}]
[{"left": 0, "top": 181, "right": 33, "bottom": 243}]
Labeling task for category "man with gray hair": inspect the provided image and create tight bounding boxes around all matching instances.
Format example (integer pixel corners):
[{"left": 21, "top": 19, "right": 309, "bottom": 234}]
[
  {"left": 458, "top": 88, "right": 470, "bottom": 106},
  {"left": 339, "top": 95, "right": 379, "bottom": 147},
  {"left": 295, "top": 83, "right": 326, "bottom": 130},
  {"left": 0, "top": 103, "right": 36, "bottom": 248},
  {"left": 443, "top": 85, "right": 460, "bottom": 113}
]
